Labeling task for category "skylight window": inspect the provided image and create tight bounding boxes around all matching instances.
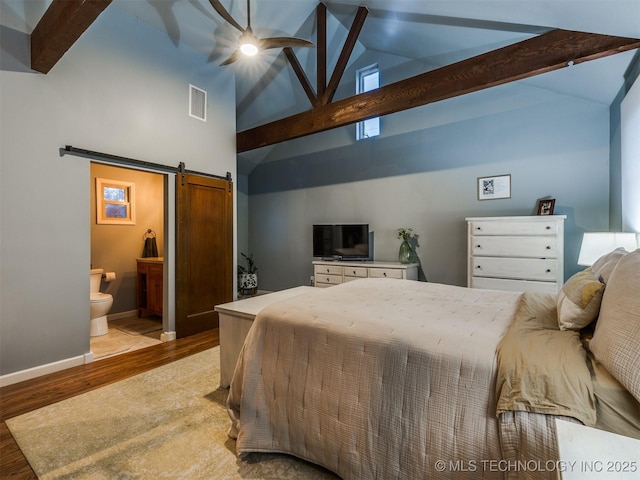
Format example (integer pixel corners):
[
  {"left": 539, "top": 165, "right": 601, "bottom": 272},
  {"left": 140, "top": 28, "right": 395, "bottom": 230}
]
[{"left": 356, "top": 64, "right": 380, "bottom": 140}]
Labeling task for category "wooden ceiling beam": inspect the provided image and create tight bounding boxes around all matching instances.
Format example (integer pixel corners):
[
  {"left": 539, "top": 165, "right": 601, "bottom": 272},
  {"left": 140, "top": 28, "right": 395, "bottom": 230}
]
[
  {"left": 237, "top": 29, "right": 640, "bottom": 153},
  {"left": 284, "top": 2, "right": 365, "bottom": 108},
  {"left": 31, "top": 0, "right": 112, "bottom": 74},
  {"left": 322, "top": 6, "right": 368, "bottom": 105},
  {"left": 284, "top": 47, "right": 317, "bottom": 106},
  {"left": 316, "top": 3, "right": 327, "bottom": 104}
]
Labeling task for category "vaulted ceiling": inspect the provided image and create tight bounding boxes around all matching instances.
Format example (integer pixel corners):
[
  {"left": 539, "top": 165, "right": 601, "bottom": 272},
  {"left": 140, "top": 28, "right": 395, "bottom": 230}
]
[
  {"left": 116, "top": 0, "right": 640, "bottom": 173},
  {"left": 113, "top": 1, "right": 640, "bottom": 108},
  {"left": 3, "top": 0, "right": 640, "bottom": 174}
]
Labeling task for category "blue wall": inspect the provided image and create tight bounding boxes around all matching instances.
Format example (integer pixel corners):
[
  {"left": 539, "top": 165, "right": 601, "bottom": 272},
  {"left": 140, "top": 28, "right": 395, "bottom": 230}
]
[{"left": 246, "top": 80, "right": 612, "bottom": 291}]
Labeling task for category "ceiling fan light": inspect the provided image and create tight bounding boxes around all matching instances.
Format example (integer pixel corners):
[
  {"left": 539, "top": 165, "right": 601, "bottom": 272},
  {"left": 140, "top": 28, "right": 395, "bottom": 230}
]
[
  {"left": 240, "top": 42, "right": 259, "bottom": 56},
  {"left": 238, "top": 27, "right": 260, "bottom": 57}
]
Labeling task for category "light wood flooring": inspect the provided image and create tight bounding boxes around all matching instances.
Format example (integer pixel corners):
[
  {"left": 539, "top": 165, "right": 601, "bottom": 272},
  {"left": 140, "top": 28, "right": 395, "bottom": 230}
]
[{"left": 0, "top": 329, "right": 220, "bottom": 479}]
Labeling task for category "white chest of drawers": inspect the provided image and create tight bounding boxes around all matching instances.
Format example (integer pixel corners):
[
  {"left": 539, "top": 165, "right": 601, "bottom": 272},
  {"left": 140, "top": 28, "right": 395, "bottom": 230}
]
[
  {"left": 313, "top": 260, "right": 418, "bottom": 287},
  {"left": 466, "top": 215, "right": 566, "bottom": 293}
]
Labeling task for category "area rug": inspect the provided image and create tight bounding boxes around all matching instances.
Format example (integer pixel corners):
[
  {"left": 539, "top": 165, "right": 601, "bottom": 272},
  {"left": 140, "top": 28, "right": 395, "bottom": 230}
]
[
  {"left": 6, "top": 347, "right": 339, "bottom": 479},
  {"left": 90, "top": 317, "right": 163, "bottom": 360},
  {"left": 110, "top": 316, "right": 163, "bottom": 336}
]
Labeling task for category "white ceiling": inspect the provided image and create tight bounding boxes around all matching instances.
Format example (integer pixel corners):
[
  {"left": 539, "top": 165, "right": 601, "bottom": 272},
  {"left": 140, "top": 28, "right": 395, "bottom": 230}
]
[
  {"left": 2, "top": 0, "right": 639, "bottom": 171},
  {"left": 5, "top": 1, "right": 639, "bottom": 99}
]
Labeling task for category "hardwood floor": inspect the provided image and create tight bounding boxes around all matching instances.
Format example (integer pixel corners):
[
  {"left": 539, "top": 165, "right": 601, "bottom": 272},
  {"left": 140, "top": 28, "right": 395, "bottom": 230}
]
[{"left": 0, "top": 329, "right": 220, "bottom": 479}]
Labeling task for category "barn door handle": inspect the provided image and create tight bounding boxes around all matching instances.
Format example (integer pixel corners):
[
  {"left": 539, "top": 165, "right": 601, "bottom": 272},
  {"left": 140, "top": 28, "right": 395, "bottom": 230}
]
[{"left": 178, "top": 162, "right": 186, "bottom": 186}]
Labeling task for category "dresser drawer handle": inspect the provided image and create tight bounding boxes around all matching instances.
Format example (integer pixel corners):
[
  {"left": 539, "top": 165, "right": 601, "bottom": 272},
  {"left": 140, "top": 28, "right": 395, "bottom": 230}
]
[
  {"left": 383, "top": 272, "right": 387, "bottom": 277},
  {"left": 353, "top": 270, "right": 357, "bottom": 274},
  {"left": 325, "top": 268, "right": 330, "bottom": 273},
  {"left": 476, "top": 265, "right": 482, "bottom": 269},
  {"left": 476, "top": 244, "right": 482, "bottom": 248},
  {"left": 546, "top": 246, "right": 551, "bottom": 250},
  {"left": 546, "top": 226, "right": 551, "bottom": 230},
  {"left": 546, "top": 269, "right": 551, "bottom": 273},
  {"left": 476, "top": 227, "right": 482, "bottom": 231}
]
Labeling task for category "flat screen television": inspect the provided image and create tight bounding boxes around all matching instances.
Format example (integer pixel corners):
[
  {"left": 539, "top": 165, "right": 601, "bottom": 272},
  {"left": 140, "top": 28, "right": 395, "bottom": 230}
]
[{"left": 313, "top": 224, "right": 370, "bottom": 260}]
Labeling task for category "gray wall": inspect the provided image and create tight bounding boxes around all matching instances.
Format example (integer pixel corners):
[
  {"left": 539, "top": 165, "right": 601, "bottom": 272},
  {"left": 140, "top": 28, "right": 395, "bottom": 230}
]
[
  {"left": 621, "top": 74, "right": 640, "bottom": 233},
  {"left": 611, "top": 52, "right": 640, "bottom": 232},
  {"left": 0, "top": 6, "right": 236, "bottom": 376},
  {"left": 247, "top": 80, "right": 614, "bottom": 292},
  {"left": 237, "top": 175, "right": 250, "bottom": 260}
]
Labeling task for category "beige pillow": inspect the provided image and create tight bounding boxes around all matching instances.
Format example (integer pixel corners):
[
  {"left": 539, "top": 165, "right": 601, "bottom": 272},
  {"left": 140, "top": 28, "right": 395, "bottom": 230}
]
[
  {"left": 589, "top": 249, "right": 640, "bottom": 403},
  {"left": 557, "top": 268, "right": 605, "bottom": 331},
  {"left": 591, "top": 247, "right": 628, "bottom": 283}
]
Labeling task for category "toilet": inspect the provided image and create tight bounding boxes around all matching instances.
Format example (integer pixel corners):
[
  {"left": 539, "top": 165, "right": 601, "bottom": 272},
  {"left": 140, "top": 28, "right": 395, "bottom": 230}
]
[{"left": 90, "top": 268, "right": 113, "bottom": 336}]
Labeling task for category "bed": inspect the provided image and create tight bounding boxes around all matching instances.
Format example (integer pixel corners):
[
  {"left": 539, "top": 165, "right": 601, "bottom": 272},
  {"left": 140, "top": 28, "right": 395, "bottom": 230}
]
[{"left": 227, "top": 248, "right": 640, "bottom": 479}]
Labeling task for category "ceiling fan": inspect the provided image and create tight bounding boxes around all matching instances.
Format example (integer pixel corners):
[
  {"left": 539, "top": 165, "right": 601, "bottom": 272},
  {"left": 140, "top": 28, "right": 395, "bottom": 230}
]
[{"left": 209, "top": 0, "right": 315, "bottom": 65}]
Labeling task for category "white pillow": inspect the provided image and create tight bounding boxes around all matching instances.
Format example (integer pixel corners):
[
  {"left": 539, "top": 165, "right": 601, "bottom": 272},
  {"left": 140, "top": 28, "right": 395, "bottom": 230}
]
[
  {"left": 557, "top": 268, "right": 605, "bottom": 331},
  {"left": 589, "top": 249, "right": 640, "bottom": 402},
  {"left": 591, "top": 247, "right": 629, "bottom": 284}
]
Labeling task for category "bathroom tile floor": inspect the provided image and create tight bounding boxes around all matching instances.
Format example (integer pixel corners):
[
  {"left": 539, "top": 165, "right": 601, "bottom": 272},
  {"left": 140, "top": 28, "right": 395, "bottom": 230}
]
[{"left": 90, "top": 315, "right": 162, "bottom": 360}]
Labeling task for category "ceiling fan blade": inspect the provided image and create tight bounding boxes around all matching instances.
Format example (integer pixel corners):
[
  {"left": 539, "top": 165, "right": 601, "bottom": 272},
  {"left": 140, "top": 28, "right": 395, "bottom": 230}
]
[
  {"left": 208, "top": 46, "right": 222, "bottom": 63},
  {"left": 260, "top": 37, "right": 315, "bottom": 50},
  {"left": 220, "top": 50, "right": 242, "bottom": 66},
  {"left": 208, "top": 0, "right": 244, "bottom": 33}
]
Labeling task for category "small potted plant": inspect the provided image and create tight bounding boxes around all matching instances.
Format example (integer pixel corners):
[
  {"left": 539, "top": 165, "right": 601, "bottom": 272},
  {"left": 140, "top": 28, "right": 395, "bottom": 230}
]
[{"left": 238, "top": 252, "right": 258, "bottom": 296}]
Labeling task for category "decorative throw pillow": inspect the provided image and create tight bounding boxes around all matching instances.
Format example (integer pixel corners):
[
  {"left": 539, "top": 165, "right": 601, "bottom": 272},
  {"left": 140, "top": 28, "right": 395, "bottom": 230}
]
[
  {"left": 589, "top": 249, "right": 640, "bottom": 403},
  {"left": 591, "top": 247, "right": 628, "bottom": 284},
  {"left": 557, "top": 268, "right": 605, "bottom": 331}
]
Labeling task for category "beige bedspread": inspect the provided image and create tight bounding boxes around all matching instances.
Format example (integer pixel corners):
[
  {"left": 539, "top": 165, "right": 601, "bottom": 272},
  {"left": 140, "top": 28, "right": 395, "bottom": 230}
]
[
  {"left": 228, "top": 279, "right": 522, "bottom": 479},
  {"left": 494, "top": 292, "right": 596, "bottom": 480},
  {"left": 495, "top": 292, "right": 596, "bottom": 426}
]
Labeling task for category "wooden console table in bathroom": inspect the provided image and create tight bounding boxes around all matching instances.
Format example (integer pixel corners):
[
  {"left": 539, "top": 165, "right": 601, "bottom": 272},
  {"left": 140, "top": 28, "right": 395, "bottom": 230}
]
[{"left": 136, "top": 257, "right": 163, "bottom": 317}]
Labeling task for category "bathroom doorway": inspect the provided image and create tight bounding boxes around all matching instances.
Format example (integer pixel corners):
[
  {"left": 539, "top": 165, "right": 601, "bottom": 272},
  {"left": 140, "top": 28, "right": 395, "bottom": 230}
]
[{"left": 90, "top": 162, "right": 166, "bottom": 360}]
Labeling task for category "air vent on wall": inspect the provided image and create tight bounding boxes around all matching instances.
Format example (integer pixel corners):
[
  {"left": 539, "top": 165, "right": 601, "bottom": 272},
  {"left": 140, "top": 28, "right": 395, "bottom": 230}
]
[{"left": 189, "top": 84, "right": 207, "bottom": 122}]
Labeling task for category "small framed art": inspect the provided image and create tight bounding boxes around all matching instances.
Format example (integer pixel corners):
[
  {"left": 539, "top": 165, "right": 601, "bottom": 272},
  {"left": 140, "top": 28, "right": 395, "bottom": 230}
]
[
  {"left": 477, "top": 174, "right": 511, "bottom": 201},
  {"left": 536, "top": 198, "right": 555, "bottom": 216}
]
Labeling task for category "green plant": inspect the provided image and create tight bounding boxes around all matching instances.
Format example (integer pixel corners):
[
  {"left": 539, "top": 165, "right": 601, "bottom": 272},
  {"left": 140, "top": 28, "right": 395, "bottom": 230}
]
[
  {"left": 396, "top": 228, "right": 415, "bottom": 241},
  {"left": 238, "top": 252, "right": 257, "bottom": 274}
]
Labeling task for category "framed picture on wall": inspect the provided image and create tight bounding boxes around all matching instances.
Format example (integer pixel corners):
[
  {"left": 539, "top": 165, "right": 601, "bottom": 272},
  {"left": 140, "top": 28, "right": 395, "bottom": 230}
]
[
  {"left": 477, "top": 174, "right": 511, "bottom": 200},
  {"left": 536, "top": 198, "right": 556, "bottom": 216},
  {"left": 96, "top": 178, "right": 136, "bottom": 225}
]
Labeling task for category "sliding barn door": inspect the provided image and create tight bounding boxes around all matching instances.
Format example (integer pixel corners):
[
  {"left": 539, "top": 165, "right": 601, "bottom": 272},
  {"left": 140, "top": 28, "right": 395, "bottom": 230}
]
[{"left": 176, "top": 173, "right": 233, "bottom": 338}]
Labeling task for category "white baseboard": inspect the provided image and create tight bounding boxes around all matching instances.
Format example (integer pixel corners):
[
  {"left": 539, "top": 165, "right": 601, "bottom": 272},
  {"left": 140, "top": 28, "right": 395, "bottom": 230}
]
[
  {"left": 161, "top": 331, "right": 176, "bottom": 342},
  {"left": 0, "top": 354, "right": 87, "bottom": 387},
  {"left": 1, "top": 319, "right": 169, "bottom": 387},
  {"left": 107, "top": 309, "right": 138, "bottom": 321}
]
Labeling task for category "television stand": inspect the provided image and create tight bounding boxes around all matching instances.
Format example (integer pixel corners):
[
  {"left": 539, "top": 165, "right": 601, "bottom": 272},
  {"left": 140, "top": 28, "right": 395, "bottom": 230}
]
[
  {"left": 320, "top": 257, "right": 368, "bottom": 262},
  {"left": 313, "top": 260, "right": 418, "bottom": 287}
]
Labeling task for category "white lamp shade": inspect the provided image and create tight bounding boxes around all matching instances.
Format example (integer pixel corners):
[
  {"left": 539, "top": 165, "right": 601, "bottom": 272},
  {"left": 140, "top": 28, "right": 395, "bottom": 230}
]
[{"left": 577, "top": 232, "right": 638, "bottom": 266}]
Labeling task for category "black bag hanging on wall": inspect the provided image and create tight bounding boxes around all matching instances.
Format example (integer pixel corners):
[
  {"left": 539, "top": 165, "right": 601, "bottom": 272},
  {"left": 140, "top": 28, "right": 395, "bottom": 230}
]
[{"left": 142, "top": 229, "right": 158, "bottom": 258}]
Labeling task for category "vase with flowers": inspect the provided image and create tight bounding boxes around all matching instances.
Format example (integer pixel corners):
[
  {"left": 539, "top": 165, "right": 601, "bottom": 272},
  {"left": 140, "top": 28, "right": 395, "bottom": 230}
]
[{"left": 396, "top": 228, "right": 416, "bottom": 264}]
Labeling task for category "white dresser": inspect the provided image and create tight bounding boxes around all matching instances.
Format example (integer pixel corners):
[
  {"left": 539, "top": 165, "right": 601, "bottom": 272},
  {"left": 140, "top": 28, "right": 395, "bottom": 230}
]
[
  {"left": 466, "top": 215, "right": 566, "bottom": 293},
  {"left": 313, "top": 260, "right": 418, "bottom": 287}
]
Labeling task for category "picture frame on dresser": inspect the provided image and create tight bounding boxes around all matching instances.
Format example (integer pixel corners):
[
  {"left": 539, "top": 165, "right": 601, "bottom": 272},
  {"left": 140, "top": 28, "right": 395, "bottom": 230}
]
[
  {"left": 536, "top": 198, "right": 556, "bottom": 215},
  {"left": 477, "top": 174, "right": 511, "bottom": 200}
]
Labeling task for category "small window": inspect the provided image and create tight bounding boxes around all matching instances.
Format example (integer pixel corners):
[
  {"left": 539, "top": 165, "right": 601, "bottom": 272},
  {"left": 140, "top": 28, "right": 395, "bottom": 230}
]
[
  {"left": 96, "top": 178, "right": 136, "bottom": 225},
  {"left": 356, "top": 64, "right": 380, "bottom": 140}
]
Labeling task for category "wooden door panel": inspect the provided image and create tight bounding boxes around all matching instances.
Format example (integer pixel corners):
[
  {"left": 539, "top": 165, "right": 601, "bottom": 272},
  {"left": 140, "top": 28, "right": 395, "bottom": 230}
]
[{"left": 176, "top": 174, "right": 233, "bottom": 338}]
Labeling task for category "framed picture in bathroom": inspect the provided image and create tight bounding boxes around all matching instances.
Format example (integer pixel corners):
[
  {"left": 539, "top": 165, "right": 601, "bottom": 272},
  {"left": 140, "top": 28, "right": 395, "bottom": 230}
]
[{"left": 96, "top": 178, "right": 136, "bottom": 225}]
